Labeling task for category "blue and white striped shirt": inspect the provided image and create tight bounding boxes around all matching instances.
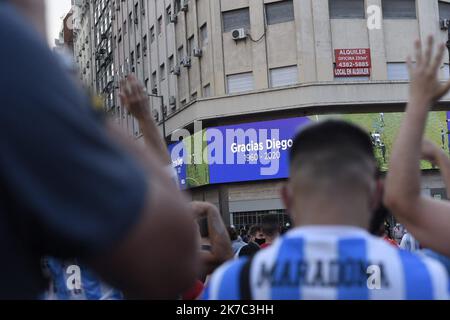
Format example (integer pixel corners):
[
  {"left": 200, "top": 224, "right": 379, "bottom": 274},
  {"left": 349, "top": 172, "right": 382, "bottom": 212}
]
[
  {"left": 41, "top": 258, "right": 123, "bottom": 300},
  {"left": 203, "top": 226, "right": 449, "bottom": 300}
]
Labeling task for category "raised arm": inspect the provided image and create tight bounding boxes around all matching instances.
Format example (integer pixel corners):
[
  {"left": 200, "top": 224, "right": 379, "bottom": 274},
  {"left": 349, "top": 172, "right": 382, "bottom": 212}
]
[
  {"left": 120, "top": 75, "right": 171, "bottom": 165},
  {"left": 384, "top": 36, "right": 450, "bottom": 256},
  {"left": 191, "top": 202, "right": 233, "bottom": 278}
]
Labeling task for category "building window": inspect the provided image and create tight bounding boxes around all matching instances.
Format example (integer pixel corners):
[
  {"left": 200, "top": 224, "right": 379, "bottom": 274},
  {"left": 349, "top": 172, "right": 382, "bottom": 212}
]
[
  {"left": 227, "top": 72, "right": 254, "bottom": 94},
  {"left": 129, "top": 12, "right": 133, "bottom": 32},
  {"left": 382, "top": 0, "right": 416, "bottom": 19},
  {"left": 191, "top": 92, "right": 198, "bottom": 101},
  {"left": 130, "top": 51, "right": 135, "bottom": 67},
  {"left": 188, "top": 35, "right": 195, "bottom": 55},
  {"left": 134, "top": 3, "right": 139, "bottom": 24},
  {"left": 152, "top": 71, "right": 157, "bottom": 90},
  {"left": 168, "top": 55, "right": 174, "bottom": 71},
  {"left": 157, "top": 16, "right": 163, "bottom": 35},
  {"left": 265, "top": 0, "right": 295, "bottom": 25},
  {"left": 143, "top": 35, "right": 147, "bottom": 56},
  {"left": 200, "top": 23, "right": 208, "bottom": 48},
  {"left": 387, "top": 63, "right": 409, "bottom": 80},
  {"left": 269, "top": 65, "right": 298, "bottom": 88},
  {"left": 166, "top": 6, "right": 171, "bottom": 25},
  {"left": 150, "top": 26, "right": 155, "bottom": 43},
  {"left": 160, "top": 63, "right": 166, "bottom": 81},
  {"left": 203, "top": 84, "right": 211, "bottom": 97},
  {"left": 440, "top": 1, "right": 450, "bottom": 19},
  {"left": 328, "top": 0, "right": 365, "bottom": 19},
  {"left": 222, "top": 8, "right": 250, "bottom": 33},
  {"left": 175, "top": 0, "right": 181, "bottom": 13},
  {"left": 136, "top": 43, "right": 141, "bottom": 59},
  {"left": 178, "top": 45, "right": 184, "bottom": 62},
  {"left": 123, "top": 21, "right": 127, "bottom": 35}
]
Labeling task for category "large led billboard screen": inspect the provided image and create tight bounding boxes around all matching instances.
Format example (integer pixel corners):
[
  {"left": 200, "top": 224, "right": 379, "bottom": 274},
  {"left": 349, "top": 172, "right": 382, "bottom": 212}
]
[{"left": 170, "top": 112, "right": 450, "bottom": 189}]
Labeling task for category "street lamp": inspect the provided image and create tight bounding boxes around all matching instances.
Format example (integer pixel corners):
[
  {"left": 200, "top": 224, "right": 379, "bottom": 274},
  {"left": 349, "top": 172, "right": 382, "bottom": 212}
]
[{"left": 148, "top": 93, "right": 167, "bottom": 141}]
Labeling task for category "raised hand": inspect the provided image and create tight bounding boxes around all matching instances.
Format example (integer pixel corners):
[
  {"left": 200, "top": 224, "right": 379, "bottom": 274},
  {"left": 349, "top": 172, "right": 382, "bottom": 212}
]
[
  {"left": 120, "top": 74, "right": 151, "bottom": 121},
  {"left": 407, "top": 36, "right": 450, "bottom": 106}
]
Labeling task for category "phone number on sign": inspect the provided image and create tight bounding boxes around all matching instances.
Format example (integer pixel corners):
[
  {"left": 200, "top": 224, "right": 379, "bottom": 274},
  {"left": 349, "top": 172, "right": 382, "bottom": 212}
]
[{"left": 337, "top": 61, "right": 370, "bottom": 68}]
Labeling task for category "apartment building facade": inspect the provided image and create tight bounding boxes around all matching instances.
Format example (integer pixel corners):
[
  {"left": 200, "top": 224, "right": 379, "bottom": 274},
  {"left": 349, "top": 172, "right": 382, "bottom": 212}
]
[{"left": 73, "top": 0, "right": 450, "bottom": 227}]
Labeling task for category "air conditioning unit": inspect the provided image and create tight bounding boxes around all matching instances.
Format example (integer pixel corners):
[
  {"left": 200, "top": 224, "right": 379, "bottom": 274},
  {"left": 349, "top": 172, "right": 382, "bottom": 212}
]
[
  {"left": 134, "top": 18, "right": 139, "bottom": 25},
  {"left": 171, "top": 65, "right": 181, "bottom": 76},
  {"left": 169, "top": 96, "right": 176, "bottom": 106},
  {"left": 181, "top": 0, "right": 189, "bottom": 12},
  {"left": 152, "top": 85, "right": 158, "bottom": 95},
  {"left": 181, "top": 56, "right": 191, "bottom": 68},
  {"left": 440, "top": 19, "right": 450, "bottom": 31},
  {"left": 231, "top": 28, "right": 247, "bottom": 41},
  {"left": 193, "top": 47, "right": 203, "bottom": 58},
  {"left": 170, "top": 14, "right": 178, "bottom": 23}
]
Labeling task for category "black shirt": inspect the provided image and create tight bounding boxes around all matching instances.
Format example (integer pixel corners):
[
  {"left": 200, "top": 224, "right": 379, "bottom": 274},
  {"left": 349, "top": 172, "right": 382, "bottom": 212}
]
[{"left": 0, "top": 3, "right": 147, "bottom": 299}]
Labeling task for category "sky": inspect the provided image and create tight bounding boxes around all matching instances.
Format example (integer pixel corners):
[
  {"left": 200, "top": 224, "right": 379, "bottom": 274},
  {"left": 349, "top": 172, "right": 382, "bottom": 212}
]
[{"left": 45, "top": 0, "right": 72, "bottom": 47}]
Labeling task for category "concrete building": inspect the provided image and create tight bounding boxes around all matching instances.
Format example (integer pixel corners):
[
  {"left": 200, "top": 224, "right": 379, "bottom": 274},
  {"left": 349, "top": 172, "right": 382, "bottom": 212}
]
[
  {"left": 73, "top": 0, "right": 95, "bottom": 88},
  {"left": 73, "top": 0, "right": 450, "bottom": 228}
]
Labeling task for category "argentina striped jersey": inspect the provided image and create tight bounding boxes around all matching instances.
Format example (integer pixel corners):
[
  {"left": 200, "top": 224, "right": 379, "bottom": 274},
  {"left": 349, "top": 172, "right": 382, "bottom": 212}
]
[
  {"left": 203, "top": 226, "right": 449, "bottom": 300},
  {"left": 41, "top": 258, "right": 123, "bottom": 300}
]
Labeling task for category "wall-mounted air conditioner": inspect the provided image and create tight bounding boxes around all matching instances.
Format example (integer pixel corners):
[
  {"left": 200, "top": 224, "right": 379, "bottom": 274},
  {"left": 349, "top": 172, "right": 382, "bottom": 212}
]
[
  {"left": 171, "top": 65, "right": 181, "bottom": 76},
  {"left": 181, "top": 0, "right": 189, "bottom": 12},
  {"left": 231, "top": 28, "right": 247, "bottom": 41},
  {"left": 181, "top": 56, "right": 191, "bottom": 68},
  {"left": 193, "top": 47, "right": 203, "bottom": 58},
  {"left": 170, "top": 14, "right": 178, "bottom": 24}
]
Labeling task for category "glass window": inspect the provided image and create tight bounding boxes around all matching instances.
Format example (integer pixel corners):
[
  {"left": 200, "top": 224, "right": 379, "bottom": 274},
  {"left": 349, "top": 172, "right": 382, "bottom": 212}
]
[
  {"left": 227, "top": 72, "right": 254, "bottom": 94},
  {"left": 269, "top": 65, "right": 298, "bottom": 88},
  {"left": 222, "top": 8, "right": 250, "bottom": 32},
  {"left": 387, "top": 63, "right": 410, "bottom": 80},
  {"left": 382, "top": 0, "right": 416, "bottom": 19},
  {"left": 328, "top": 0, "right": 365, "bottom": 19},
  {"left": 200, "top": 24, "right": 208, "bottom": 48},
  {"left": 265, "top": 0, "right": 295, "bottom": 25},
  {"left": 160, "top": 64, "right": 166, "bottom": 81},
  {"left": 158, "top": 16, "right": 163, "bottom": 35},
  {"left": 440, "top": 1, "right": 450, "bottom": 19},
  {"left": 203, "top": 84, "right": 211, "bottom": 97}
]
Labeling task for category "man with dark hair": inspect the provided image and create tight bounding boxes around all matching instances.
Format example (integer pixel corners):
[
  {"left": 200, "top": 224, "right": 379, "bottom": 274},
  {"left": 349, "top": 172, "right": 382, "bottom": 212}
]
[
  {"left": 260, "top": 215, "right": 280, "bottom": 249},
  {"left": 203, "top": 120, "right": 448, "bottom": 300},
  {"left": 237, "top": 225, "right": 262, "bottom": 258},
  {"left": 227, "top": 226, "right": 246, "bottom": 255}
]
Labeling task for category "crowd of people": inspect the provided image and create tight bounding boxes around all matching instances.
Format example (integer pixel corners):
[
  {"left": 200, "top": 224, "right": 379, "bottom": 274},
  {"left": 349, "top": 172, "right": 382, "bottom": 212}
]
[{"left": 1, "top": 0, "right": 450, "bottom": 300}]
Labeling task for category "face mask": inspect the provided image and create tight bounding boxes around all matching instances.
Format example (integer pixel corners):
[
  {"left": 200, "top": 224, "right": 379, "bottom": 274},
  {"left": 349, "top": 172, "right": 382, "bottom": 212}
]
[{"left": 255, "top": 238, "right": 266, "bottom": 246}]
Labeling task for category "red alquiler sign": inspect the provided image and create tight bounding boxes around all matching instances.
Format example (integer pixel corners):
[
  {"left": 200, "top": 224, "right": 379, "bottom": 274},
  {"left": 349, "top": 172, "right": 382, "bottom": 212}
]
[{"left": 334, "top": 48, "right": 371, "bottom": 77}]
